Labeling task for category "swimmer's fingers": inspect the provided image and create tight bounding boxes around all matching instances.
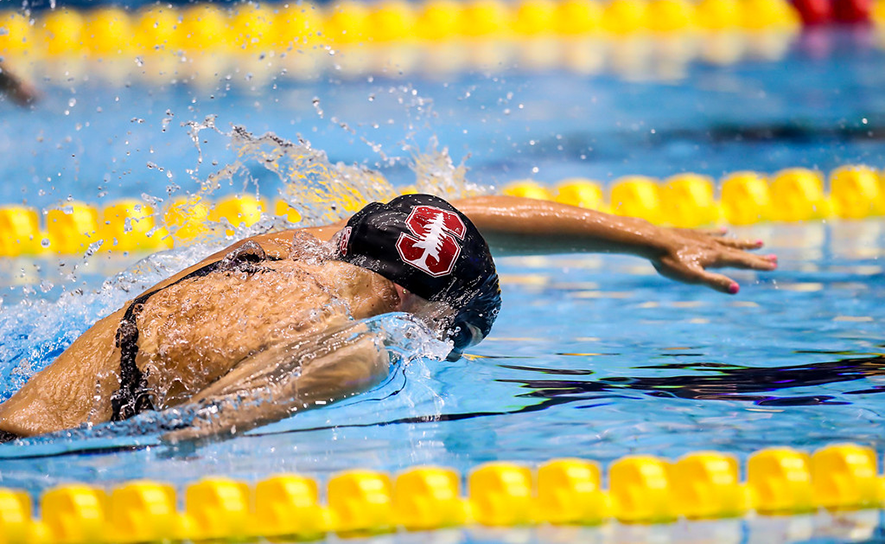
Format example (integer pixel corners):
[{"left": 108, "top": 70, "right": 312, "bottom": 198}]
[
  {"left": 693, "top": 266, "right": 741, "bottom": 294},
  {"left": 711, "top": 248, "right": 778, "bottom": 271},
  {"left": 655, "top": 256, "right": 740, "bottom": 294},
  {"left": 714, "top": 237, "right": 765, "bottom": 251}
]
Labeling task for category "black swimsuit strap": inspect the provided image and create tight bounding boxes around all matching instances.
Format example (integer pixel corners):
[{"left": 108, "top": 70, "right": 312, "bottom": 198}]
[{"left": 110, "top": 242, "right": 275, "bottom": 421}]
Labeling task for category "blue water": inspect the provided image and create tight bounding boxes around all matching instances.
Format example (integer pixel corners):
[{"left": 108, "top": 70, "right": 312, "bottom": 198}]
[{"left": 0, "top": 26, "right": 885, "bottom": 543}]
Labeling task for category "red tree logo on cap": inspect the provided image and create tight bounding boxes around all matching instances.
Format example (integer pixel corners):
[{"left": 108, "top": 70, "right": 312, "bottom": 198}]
[{"left": 396, "top": 206, "right": 466, "bottom": 277}]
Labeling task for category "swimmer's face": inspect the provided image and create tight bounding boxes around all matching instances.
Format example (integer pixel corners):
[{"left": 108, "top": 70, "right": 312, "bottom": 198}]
[
  {"left": 394, "top": 284, "right": 455, "bottom": 325},
  {"left": 394, "top": 284, "right": 478, "bottom": 360},
  {"left": 393, "top": 283, "right": 428, "bottom": 312}
]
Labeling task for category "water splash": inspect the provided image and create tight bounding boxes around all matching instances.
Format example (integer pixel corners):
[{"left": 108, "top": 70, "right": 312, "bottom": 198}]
[
  {"left": 0, "top": 244, "right": 220, "bottom": 403},
  {"left": 411, "top": 137, "right": 488, "bottom": 199},
  {"left": 0, "top": 123, "right": 486, "bottom": 438},
  {"left": 141, "top": 114, "right": 492, "bottom": 246},
  {"left": 226, "top": 125, "right": 397, "bottom": 227}
]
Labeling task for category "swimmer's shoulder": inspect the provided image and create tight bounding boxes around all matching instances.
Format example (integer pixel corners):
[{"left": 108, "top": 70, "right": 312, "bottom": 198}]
[
  {"left": 309, "top": 260, "right": 399, "bottom": 318},
  {"left": 242, "top": 223, "right": 346, "bottom": 258}
]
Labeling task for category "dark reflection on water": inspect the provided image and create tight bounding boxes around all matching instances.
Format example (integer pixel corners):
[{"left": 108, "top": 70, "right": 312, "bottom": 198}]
[{"left": 499, "top": 355, "right": 885, "bottom": 407}]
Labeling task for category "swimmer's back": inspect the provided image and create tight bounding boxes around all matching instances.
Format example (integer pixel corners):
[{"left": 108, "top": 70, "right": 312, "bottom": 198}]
[
  {"left": 138, "top": 258, "right": 398, "bottom": 409},
  {"left": 0, "top": 252, "right": 397, "bottom": 436}
]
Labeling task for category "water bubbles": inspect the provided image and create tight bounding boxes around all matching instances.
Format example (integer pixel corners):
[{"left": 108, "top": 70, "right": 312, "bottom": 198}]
[
  {"left": 40, "top": 238, "right": 50, "bottom": 248},
  {"left": 183, "top": 115, "right": 220, "bottom": 168},
  {"left": 161, "top": 111, "right": 174, "bottom": 133},
  {"left": 311, "top": 97, "right": 323, "bottom": 118},
  {"left": 134, "top": 56, "right": 144, "bottom": 67},
  {"left": 83, "top": 240, "right": 103, "bottom": 258}
]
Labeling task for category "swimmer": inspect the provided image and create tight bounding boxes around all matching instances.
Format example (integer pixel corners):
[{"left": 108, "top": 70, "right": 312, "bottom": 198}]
[{"left": 0, "top": 194, "right": 777, "bottom": 442}]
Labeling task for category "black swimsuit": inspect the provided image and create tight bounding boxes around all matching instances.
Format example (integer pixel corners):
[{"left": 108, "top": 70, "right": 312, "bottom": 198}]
[{"left": 110, "top": 242, "right": 274, "bottom": 421}]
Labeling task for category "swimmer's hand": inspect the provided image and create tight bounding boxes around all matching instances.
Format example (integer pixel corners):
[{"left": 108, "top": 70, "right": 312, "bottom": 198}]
[{"left": 647, "top": 227, "right": 777, "bottom": 294}]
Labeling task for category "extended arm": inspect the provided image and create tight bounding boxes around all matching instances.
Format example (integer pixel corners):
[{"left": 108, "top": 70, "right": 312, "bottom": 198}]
[
  {"left": 451, "top": 195, "right": 777, "bottom": 294},
  {"left": 147, "top": 194, "right": 775, "bottom": 296}
]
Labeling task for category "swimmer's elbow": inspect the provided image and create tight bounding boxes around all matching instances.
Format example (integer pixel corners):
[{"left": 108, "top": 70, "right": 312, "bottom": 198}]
[
  {"left": 163, "top": 334, "right": 389, "bottom": 443},
  {"left": 294, "top": 334, "right": 389, "bottom": 402}
]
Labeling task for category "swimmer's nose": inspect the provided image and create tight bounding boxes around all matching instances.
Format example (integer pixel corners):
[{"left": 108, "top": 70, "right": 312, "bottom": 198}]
[{"left": 393, "top": 283, "right": 408, "bottom": 311}]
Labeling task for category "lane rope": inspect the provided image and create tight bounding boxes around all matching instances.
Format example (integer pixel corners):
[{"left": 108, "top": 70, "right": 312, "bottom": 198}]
[
  {"left": 0, "top": 443, "right": 881, "bottom": 542},
  {"left": 1, "top": 165, "right": 882, "bottom": 257}
]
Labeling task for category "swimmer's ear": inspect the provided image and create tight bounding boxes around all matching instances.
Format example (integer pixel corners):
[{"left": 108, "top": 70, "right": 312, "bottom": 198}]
[{"left": 219, "top": 241, "right": 267, "bottom": 271}]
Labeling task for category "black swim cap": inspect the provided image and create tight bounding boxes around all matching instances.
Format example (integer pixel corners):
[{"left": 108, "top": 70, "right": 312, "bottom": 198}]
[{"left": 337, "top": 194, "right": 501, "bottom": 354}]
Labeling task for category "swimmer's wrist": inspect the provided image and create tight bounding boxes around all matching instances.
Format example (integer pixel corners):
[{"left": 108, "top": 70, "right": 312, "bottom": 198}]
[{"left": 606, "top": 216, "right": 670, "bottom": 260}]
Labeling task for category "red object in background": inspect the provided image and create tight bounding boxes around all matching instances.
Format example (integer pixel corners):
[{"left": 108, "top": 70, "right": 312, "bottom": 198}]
[
  {"left": 793, "top": 0, "right": 833, "bottom": 24},
  {"left": 833, "top": 0, "right": 872, "bottom": 22}
]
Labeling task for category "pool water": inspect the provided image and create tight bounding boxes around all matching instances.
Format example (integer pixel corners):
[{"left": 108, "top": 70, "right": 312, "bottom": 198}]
[{"left": 0, "top": 25, "right": 885, "bottom": 542}]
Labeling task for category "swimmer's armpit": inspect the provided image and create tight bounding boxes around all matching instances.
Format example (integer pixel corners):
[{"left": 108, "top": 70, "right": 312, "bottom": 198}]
[{"left": 160, "top": 324, "right": 389, "bottom": 443}]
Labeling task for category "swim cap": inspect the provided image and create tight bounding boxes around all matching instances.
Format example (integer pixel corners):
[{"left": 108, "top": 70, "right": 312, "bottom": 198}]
[{"left": 337, "top": 194, "right": 501, "bottom": 354}]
